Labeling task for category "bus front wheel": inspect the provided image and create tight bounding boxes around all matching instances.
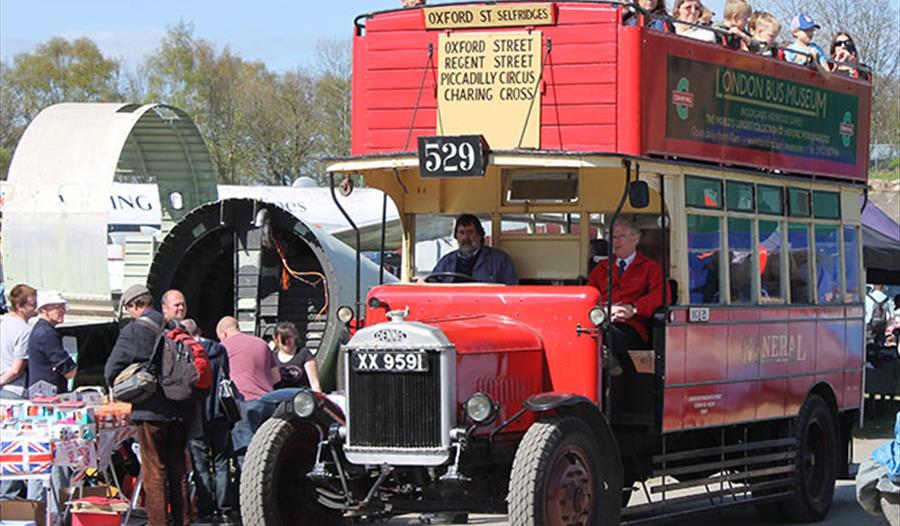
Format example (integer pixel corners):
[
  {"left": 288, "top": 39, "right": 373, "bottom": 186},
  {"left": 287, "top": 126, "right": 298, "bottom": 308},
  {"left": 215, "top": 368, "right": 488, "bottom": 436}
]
[{"left": 508, "top": 416, "right": 615, "bottom": 526}]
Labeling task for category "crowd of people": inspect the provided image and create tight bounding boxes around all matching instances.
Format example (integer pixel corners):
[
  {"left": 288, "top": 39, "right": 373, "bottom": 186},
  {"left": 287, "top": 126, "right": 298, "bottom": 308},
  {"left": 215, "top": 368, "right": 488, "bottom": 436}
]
[
  {"left": 401, "top": 0, "right": 868, "bottom": 79},
  {"left": 0, "top": 283, "right": 321, "bottom": 525}
]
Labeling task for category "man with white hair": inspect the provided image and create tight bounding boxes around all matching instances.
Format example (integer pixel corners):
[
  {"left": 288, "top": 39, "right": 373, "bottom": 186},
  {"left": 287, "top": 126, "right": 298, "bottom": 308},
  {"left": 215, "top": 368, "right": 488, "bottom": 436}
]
[
  {"left": 27, "top": 290, "right": 77, "bottom": 394},
  {"left": 587, "top": 219, "right": 665, "bottom": 375}
]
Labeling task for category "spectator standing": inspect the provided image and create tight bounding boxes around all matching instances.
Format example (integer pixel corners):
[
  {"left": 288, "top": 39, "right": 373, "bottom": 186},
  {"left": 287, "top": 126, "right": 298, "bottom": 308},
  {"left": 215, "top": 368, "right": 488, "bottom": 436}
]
[
  {"left": 673, "top": 0, "right": 717, "bottom": 42},
  {"left": 714, "top": 0, "right": 753, "bottom": 49},
  {"left": 272, "top": 322, "right": 321, "bottom": 391},
  {"left": 161, "top": 289, "right": 187, "bottom": 327},
  {"left": 866, "top": 285, "right": 895, "bottom": 345},
  {"left": 105, "top": 285, "right": 190, "bottom": 526},
  {"left": 182, "top": 319, "right": 236, "bottom": 522},
  {"left": 748, "top": 11, "right": 781, "bottom": 57},
  {"left": 0, "top": 284, "right": 36, "bottom": 500},
  {"left": 27, "top": 290, "right": 76, "bottom": 395},
  {"left": 784, "top": 14, "right": 828, "bottom": 69},
  {"left": 0, "top": 284, "right": 36, "bottom": 399},
  {"left": 216, "top": 316, "right": 278, "bottom": 465}
]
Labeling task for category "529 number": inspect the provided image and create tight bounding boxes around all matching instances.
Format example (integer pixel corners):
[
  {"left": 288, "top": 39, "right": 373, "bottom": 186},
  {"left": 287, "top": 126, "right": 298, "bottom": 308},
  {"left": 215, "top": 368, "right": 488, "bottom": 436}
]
[{"left": 417, "top": 135, "right": 486, "bottom": 178}]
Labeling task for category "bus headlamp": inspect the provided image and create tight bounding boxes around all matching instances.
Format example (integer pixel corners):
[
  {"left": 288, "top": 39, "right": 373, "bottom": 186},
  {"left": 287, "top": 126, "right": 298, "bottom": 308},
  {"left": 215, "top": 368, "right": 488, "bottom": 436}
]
[
  {"left": 589, "top": 306, "right": 607, "bottom": 326},
  {"left": 293, "top": 390, "right": 317, "bottom": 418},
  {"left": 337, "top": 306, "right": 355, "bottom": 323},
  {"left": 465, "top": 392, "right": 496, "bottom": 424}
]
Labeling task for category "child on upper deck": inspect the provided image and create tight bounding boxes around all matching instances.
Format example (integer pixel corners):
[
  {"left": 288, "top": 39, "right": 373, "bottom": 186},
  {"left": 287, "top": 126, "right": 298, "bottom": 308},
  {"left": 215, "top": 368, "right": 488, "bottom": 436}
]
[
  {"left": 714, "top": 0, "right": 753, "bottom": 49},
  {"left": 748, "top": 11, "right": 781, "bottom": 57},
  {"left": 784, "top": 13, "right": 829, "bottom": 69}
]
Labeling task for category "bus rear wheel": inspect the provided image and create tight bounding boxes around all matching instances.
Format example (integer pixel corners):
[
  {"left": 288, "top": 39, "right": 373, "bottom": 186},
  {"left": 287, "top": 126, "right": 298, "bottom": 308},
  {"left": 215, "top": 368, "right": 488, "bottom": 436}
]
[
  {"left": 508, "top": 416, "right": 612, "bottom": 526},
  {"left": 782, "top": 394, "right": 838, "bottom": 522}
]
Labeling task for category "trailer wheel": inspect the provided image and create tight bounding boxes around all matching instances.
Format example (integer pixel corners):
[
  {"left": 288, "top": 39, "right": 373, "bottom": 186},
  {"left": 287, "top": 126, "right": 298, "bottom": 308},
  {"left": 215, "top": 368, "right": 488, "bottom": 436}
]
[
  {"left": 240, "top": 417, "right": 340, "bottom": 526},
  {"left": 781, "top": 394, "right": 838, "bottom": 522},
  {"left": 508, "top": 416, "right": 611, "bottom": 526}
]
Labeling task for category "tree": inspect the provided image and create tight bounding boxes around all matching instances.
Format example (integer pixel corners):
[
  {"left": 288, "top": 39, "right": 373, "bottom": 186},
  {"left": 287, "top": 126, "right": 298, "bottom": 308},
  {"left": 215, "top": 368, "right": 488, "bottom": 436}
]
[
  {"left": 0, "top": 38, "right": 122, "bottom": 178},
  {"left": 767, "top": 0, "right": 900, "bottom": 150},
  {"left": 311, "top": 39, "right": 353, "bottom": 180}
]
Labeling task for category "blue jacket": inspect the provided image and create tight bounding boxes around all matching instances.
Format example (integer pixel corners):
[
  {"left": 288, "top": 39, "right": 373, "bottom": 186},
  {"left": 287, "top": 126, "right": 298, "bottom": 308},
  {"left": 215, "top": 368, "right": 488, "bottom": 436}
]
[
  {"left": 872, "top": 412, "right": 900, "bottom": 484},
  {"left": 433, "top": 246, "right": 518, "bottom": 285},
  {"left": 198, "top": 337, "right": 231, "bottom": 422}
]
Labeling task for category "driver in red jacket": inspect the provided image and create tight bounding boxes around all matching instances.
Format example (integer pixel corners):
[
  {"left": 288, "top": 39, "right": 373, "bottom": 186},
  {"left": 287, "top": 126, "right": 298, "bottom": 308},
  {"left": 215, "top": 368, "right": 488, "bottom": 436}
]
[{"left": 588, "top": 219, "right": 665, "bottom": 375}]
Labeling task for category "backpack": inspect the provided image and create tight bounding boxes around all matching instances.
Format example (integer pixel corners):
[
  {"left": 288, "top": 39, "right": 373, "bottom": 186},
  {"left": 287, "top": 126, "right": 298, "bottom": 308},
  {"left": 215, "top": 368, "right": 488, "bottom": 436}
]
[
  {"left": 160, "top": 327, "right": 212, "bottom": 402},
  {"left": 868, "top": 292, "right": 890, "bottom": 333}
]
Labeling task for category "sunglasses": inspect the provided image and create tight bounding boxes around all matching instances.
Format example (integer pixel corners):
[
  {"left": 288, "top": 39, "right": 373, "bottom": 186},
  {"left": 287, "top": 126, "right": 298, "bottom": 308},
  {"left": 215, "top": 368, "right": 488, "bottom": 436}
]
[{"left": 835, "top": 40, "right": 855, "bottom": 52}]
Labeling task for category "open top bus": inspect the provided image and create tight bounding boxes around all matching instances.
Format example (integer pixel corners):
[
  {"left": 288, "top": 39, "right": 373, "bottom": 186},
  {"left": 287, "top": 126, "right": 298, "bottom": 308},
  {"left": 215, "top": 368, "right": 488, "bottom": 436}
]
[{"left": 239, "top": 2, "right": 871, "bottom": 525}]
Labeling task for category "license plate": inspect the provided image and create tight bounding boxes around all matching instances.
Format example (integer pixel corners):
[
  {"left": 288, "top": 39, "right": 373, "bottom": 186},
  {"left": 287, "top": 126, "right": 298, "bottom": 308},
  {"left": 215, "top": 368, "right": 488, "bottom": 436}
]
[{"left": 352, "top": 351, "right": 429, "bottom": 373}]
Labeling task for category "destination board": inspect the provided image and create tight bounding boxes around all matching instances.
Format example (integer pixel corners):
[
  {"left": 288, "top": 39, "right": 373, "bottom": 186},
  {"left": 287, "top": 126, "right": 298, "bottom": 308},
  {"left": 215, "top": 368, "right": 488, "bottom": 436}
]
[
  {"left": 424, "top": 3, "right": 554, "bottom": 30},
  {"left": 437, "top": 31, "right": 542, "bottom": 149}
]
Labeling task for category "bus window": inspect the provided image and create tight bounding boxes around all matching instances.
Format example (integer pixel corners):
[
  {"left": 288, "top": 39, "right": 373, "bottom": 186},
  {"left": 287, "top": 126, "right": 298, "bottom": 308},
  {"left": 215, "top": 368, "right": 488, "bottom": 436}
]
[
  {"left": 687, "top": 215, "right": 722, "bottom": 304},
  {"left": 503, "top": 170, "right": 578, "bottom": 204},
  {"left": 726, "top": 181, "right": 754, "bottom": 212},
  {"left": 843, "top": 226, "right": 861, "bottom": 302},
  {"left": 813, "top": 191, "right": 840, "bottom": 219},
  {"left": 788, "top": 223, "right": 812, "bottom": 303},
  {"left": 758, "top": 185, "right": 784, "bottom": 215},
  {"left": 500, "top": 213, "right": 581, "bottom": 235},
  {"left": 814, "top": 224, "right": 840, "bottom": 303},
  {"left": 728, "top": 218, "right": 754, "bottom": 304},
  {"left": 788, "top": 188, "right": 811, "bottom": 217},
  {"left": 685, "top": 176, "right": 723, "bottom": 209},
  {"left": 758, "top": 220, "right": 783, "bottom": 303}
]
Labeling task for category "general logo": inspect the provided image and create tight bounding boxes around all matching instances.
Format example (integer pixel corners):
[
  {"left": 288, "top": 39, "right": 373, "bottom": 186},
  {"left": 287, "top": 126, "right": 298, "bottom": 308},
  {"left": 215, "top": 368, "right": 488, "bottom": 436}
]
[
  {"left": 672, "top": 77, "right": 694, "bottom": 121},
  {"left": 839, "top": 110, "right": 855, "bottom": 148}
]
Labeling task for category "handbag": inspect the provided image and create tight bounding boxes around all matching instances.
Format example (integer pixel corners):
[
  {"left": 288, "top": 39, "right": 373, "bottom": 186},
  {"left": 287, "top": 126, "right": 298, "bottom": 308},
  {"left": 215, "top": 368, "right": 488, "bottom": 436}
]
[
  {"left": 112, "top": 316, "right": 164, "bottom": 404},
  {"left": 218, "top": 378, "right": 241, "bottom": 424}
]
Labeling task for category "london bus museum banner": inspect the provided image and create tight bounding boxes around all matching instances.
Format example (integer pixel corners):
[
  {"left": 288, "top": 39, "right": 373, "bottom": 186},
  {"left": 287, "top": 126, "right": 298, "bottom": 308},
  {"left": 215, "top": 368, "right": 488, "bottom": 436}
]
[{"left": 645, "top": 52, "right": 869, "bottom": 181}]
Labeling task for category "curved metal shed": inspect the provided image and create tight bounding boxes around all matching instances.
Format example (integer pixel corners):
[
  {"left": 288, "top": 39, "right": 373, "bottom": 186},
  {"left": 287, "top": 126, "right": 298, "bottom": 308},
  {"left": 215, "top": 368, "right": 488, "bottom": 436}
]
[{"left": 2, "top": 103, "right": 218, "bottom": 323}]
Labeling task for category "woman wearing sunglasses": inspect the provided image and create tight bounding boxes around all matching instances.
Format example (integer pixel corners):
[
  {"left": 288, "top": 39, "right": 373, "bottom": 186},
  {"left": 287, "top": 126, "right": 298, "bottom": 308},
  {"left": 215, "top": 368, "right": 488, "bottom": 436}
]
[{"left": 830, "top": 32, "right": 865, "bottom": 79}]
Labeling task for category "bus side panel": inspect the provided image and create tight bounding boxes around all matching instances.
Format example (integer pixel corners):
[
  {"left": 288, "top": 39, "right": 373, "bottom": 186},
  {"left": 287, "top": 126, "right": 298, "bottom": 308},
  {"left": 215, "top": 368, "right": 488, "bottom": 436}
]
[
  {"left": 843, "top": 306, "right": 865, "bottom": 409},
  {"left": 817, "top": 307, "right": 845, "bottom": 372},
  {"left": 789, "top": 309, "right": 818, "bottom": 377},
  {"left": 663, "top": 323, "right": 687, "bottom": 432},
  {"left": 725, "top": 309, "right": 759, "bottom": 424}
]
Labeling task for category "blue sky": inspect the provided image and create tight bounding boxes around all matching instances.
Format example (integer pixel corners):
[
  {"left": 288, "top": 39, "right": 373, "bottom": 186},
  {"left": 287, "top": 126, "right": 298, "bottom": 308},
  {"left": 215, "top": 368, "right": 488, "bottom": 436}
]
[{"left": 1, "top": 0, "right": 726, "bottom": 72}]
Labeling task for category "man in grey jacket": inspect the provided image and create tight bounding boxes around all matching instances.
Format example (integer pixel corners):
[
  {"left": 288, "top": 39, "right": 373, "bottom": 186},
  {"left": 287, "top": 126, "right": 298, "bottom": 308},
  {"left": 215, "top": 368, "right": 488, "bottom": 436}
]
[{"left": 431, "top": 214, "right": 518, "bottom": 285}]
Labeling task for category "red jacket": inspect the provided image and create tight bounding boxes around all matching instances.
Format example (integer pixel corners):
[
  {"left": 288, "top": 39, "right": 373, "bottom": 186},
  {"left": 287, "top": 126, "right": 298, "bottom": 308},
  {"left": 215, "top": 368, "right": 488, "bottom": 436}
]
[{"left": 587, "top": 251, "right": 665, "bottom": 343}]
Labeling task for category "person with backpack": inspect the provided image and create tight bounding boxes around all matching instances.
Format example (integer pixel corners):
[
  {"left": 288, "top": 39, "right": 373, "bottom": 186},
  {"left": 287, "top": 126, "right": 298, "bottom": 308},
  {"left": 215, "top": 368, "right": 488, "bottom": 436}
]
[
  {"left": 867, "top": 284, "right": 895, "bottom": 346},
  {"left": 181, "top": 318, "right": 237, "bottom": 523},
  {"left": 105, "top": 285, "right": 192, "bottom": 526}
]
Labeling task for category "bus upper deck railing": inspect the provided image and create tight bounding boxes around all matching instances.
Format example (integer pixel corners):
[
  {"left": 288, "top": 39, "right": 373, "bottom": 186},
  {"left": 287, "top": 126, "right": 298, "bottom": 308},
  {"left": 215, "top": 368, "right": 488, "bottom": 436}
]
[
  {"left": 355, "top": 1, "right": 873, "bottom": 82},
  {"left": 350, "top": 1, "right": 872, "bottom": 182}
]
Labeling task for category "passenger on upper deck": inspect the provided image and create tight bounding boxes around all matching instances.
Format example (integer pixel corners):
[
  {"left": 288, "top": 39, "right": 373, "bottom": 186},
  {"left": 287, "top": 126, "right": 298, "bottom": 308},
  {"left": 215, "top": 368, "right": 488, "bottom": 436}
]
[
  {"left": 748, "top": 11, "right": 782, "bottom": 57},
  {"left": 623, "top": 0, "right": 675, "bottom": 33},
  {"left": 784, "top": 14, "right": 829, "bottom": 69},
  {"left": 830, "top": 32, "right": 865, "bottom": 79},
  {"left": 431, "top": 214, "right": 518, "bottom": 285},
  {"left": 587, "top": 219, "right": 664, "bottom": 376},
  {"left": 400, "top": 0, "right": 425, "bottom": 6},
  {"left": 714, "top": 0, "right": 753, "bottom": 49},
  {"left": 673, "top": 0, "right": 717, "bottom": 43}
]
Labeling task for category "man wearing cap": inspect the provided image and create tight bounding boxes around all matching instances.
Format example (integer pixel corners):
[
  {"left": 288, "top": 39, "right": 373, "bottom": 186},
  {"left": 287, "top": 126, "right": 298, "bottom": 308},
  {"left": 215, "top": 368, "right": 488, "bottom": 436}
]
[
  {"left": 26, "top": 290, "right": 77, "bottom": 395},
  {"left": 105, "top": 284, "right": 190, "bottom": 526},
  {"left": 784, "top": 13, "right": 828, "bottom": 69}
]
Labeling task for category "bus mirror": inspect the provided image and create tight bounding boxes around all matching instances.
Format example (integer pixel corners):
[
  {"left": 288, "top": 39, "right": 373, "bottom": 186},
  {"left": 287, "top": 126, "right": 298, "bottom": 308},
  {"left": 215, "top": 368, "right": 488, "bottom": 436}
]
[{"left": 630, "top": 181, "right": 650, "bottom": 209}]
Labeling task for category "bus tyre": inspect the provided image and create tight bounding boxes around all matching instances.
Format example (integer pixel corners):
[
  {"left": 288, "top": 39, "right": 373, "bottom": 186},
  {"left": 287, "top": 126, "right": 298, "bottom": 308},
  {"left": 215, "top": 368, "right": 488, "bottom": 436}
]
[
  {"left": 783, "top": 394, "right": 838, "bottom": 523},
  {"left": 240, "top": 417, "right": 340, "bottom": 526},
  {"left": 508, "top": 416, "right": 615, "bottom": 526}
]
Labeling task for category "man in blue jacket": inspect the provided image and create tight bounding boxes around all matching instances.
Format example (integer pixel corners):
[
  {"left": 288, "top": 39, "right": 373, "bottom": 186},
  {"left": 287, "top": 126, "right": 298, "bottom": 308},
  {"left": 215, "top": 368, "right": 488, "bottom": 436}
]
[{"left": 431, "top": 214, "right": 518, "bottom": 285}]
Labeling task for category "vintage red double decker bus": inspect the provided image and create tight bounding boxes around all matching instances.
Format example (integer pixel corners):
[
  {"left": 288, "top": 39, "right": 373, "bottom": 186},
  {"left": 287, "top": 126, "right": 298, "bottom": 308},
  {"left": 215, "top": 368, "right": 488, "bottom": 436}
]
[{"left": 240, "top": 2, "right": 871, "bottom": 525}]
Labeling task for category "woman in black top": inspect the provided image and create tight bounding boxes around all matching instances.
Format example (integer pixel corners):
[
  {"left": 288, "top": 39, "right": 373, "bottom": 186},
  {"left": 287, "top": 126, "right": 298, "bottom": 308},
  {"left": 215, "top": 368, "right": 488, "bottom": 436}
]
[{"left": 272, "top": 321, "right": 321, "bottom": 391}]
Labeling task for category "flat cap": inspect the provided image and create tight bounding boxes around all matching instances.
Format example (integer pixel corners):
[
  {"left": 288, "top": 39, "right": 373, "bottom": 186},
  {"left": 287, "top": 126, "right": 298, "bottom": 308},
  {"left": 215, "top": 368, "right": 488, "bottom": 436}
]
[{"left": 120, "top": 284, "right": 151, "bottom": 310}]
